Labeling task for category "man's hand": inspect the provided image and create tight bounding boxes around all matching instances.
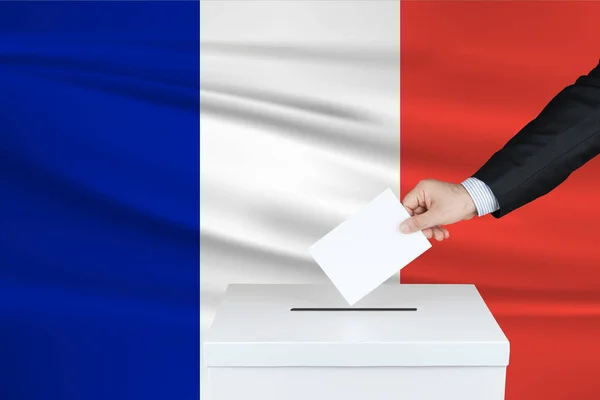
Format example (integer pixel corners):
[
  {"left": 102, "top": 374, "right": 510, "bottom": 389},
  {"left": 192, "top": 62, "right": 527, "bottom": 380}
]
[{"left": 399, "top": 179, "right": 477, "bottom": 241}]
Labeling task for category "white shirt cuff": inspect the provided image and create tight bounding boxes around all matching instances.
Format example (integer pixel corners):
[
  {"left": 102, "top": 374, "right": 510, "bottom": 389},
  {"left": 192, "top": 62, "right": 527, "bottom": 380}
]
[{"left": 461, "top": 177, "right": 500, "bottom": 217}]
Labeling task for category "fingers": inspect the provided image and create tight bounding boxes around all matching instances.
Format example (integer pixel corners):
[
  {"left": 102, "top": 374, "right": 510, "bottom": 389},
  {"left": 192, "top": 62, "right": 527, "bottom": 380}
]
[
  {"left": 433, "top": 226, "right": 447, "bottom": 241},
  {"left": 414, "top": 206, "right": 426, "bottom": 215},
  {"left": 401, "top": 185, "right": 423, "bottom": 212},
  {"left": 440, "top": 227, "right": 450, "bottom": 239},
  {"left": 400, "top": 179, "right": 450, "bottom": 241},
  {"left": 422, "top": 226, "right": 450, "bottom": 241},
  {"left": 403, "top": 205, "right": 426, "bottom": 217}
]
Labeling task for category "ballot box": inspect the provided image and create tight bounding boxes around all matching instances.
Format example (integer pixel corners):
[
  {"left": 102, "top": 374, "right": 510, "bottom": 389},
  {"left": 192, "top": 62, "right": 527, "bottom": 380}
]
[{"left": 203, "top": 284, "right": 510, "bottom": 400}]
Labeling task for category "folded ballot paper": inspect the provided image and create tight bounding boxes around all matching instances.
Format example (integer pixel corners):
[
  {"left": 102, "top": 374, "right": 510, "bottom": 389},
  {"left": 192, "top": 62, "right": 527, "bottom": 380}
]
[{"left": 309, "top": 188, "right": 432, "bottom": 305}]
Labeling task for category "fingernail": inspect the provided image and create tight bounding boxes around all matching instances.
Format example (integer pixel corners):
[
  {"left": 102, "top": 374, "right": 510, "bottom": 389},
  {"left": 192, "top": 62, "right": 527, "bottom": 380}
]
[{"left": 400, "top": 224, "right": 410, "bottom": 234}]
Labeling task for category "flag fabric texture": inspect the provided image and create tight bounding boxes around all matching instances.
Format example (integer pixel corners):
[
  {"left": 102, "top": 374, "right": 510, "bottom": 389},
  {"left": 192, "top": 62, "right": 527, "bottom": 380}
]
[
  {"left": 402, "top": 2, "right": 600, "bottom": 399},
  {"left": 0, "top": 2, "right": 199, "bottom": 400},
  {"left": 2, "top": 1, "right": 600, "bottom": 400},
  {"left": 200, "top": 2, "right": 399, "bottom": 395}
]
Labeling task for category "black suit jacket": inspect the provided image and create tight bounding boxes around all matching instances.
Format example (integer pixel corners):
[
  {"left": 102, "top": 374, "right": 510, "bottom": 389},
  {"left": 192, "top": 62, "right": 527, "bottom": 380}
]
[{"left": 473, "top": 61, "right": 600, "bottom": 218}]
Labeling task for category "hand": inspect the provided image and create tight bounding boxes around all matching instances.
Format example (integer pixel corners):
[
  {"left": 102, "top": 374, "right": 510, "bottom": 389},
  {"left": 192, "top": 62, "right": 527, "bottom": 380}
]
[{"left": 399, "top": 179, "right": 478, "bottom": 241}]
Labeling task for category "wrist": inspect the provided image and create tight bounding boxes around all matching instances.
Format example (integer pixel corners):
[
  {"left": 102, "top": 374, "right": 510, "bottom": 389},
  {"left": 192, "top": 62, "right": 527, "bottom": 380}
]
[
  {"left": 460, "top": 177, "right": 500, "bottom": 217},
  {"left": 456, "top": 184, "right": 478, "bottom": 219}
]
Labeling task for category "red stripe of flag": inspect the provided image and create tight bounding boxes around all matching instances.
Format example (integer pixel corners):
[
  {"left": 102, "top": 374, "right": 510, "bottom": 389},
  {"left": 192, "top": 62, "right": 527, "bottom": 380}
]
[{"left": 401, "top": 1, "right": 600, "bottom": 399}]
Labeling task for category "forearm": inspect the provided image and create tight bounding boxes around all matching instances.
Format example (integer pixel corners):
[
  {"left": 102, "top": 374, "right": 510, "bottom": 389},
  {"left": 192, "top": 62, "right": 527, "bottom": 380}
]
[{"left": 472, "top": 61, "right": 600, "bottom": 218}]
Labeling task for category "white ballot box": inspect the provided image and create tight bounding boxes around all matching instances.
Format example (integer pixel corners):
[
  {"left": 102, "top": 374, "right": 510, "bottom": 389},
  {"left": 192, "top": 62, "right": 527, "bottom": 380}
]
[{"left": 203, "top": 284, "right": 510, "bottom": 400}]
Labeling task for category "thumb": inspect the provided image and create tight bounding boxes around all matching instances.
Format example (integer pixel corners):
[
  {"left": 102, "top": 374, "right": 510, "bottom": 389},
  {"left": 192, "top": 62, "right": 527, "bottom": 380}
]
[{"left": 400, "top": 212, "right": 438, "bottom": 234}]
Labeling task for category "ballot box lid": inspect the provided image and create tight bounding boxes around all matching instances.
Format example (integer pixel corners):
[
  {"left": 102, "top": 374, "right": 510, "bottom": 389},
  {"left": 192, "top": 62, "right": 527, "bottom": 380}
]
[{"left": 203, "top": 284, "right": 509, "bottom": 367}]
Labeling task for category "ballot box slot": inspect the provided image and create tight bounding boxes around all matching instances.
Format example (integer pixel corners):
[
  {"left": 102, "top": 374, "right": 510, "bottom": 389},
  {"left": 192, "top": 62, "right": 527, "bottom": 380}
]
[{"left": 290, "top": 307, "right": 417, "bottom": 312}]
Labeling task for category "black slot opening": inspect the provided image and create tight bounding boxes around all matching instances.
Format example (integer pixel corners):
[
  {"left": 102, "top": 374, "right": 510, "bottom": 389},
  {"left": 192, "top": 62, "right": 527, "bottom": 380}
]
[{"left": 290, "top": 307, "right": 417, "bottom": 312}]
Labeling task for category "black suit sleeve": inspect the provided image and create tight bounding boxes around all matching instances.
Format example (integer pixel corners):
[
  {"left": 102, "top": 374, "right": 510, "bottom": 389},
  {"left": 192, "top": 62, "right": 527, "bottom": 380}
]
[{"left": 473, "top": 61, "right": 600, "bottom": 218}]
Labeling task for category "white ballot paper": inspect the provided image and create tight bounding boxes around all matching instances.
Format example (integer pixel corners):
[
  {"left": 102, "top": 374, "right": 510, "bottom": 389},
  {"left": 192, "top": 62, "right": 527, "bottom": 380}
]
[{"left": 309, "top": 188, "right": 432, "bottom": 305}]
